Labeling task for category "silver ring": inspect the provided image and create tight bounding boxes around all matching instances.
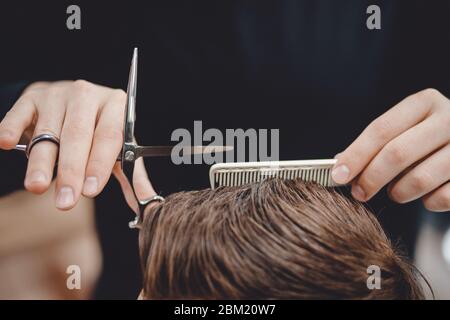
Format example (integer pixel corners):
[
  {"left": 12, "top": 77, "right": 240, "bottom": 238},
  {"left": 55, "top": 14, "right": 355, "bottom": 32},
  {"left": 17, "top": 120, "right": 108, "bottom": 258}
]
[
  {"left": 129, "top": 195, "right": 165, "bottom": 229},
  {"left": 26, "top": 133, "right": 60, "bottom": 158}
]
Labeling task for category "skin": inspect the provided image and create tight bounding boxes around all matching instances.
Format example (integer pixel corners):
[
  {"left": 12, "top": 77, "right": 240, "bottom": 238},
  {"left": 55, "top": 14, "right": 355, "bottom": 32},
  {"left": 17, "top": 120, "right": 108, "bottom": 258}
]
[
  {"left": 0, "top": 82, "right": 448, "bottom": 212},
  {"left": 331, "top": 88, "right": 450, "bottom": 212},
  {"left": 0, "top": 80, "right": 126, "bottom": 210}
]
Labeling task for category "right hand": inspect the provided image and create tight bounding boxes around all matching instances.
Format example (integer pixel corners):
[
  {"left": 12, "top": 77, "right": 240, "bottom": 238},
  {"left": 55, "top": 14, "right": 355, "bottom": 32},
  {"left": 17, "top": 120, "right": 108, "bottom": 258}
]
[{"left": 0, "top": 80, "right": 127, "bottom": 210}]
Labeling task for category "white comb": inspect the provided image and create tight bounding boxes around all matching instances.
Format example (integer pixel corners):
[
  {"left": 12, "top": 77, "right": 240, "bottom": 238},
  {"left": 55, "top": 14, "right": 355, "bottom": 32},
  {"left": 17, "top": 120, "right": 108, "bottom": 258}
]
[{"left": 209, "top": 159, "right": 340, "bottom": 189}]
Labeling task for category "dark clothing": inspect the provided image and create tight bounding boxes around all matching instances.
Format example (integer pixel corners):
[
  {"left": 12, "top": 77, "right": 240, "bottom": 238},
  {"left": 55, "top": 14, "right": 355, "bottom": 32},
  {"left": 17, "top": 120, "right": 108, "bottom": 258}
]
[{"left": 0, "top": 1, "right": 449, "bottom": 298}]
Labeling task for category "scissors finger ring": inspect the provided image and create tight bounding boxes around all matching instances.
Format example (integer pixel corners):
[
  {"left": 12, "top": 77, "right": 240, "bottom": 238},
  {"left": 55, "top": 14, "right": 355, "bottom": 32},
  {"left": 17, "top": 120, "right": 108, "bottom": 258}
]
[
  {"left": 129, "top": 194, "right": 165, "bottom": 229},
  {"left": 26, "top": 133, "right": 60, "bottom": 158}
]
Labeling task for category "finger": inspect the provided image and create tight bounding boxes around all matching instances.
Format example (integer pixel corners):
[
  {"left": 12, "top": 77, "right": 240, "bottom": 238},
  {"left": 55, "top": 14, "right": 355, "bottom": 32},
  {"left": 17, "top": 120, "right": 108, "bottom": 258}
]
[
  {"left": 113, "top": 162, "right": 139, "bottom": 213},
  {"left": 55, "top": 82, "right": 100, "bottom": 210},
  {"left": 133, "top": 157, "right": 156, "bottom": 201},
  {"left": 24, "top": 90, "right": 66, "bottom": 194},
  {"left": 82, "top": 91, "right": 125, "bottom": 197},
  {"left": 352, "top": 115, "right": 449, "bottom": 201},
  {"left": 422, "top": 182, "right": 450, "bottom": 212},
  {"left": 0, "top": 96, "right": 36, "bottom": 149},
  {"left": 388, "top": 144, "right": 450, "bottom": 203},
  {"left": 332, "top": 90, "right": 435, "bottom": 184}
]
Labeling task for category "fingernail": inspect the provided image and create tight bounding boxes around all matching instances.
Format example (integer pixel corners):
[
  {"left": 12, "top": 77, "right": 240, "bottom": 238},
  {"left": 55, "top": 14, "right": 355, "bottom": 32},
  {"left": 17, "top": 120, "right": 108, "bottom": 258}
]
[
  {"left": 25, "top": 170, "right": 47, "bottom": 186},
  {"left": 331, "top": 164, "right": 350, "bottom": 184},
  {"left": 334, "top": 153, "right": 341, "bottom": 159},
  {"left": 56, "top": 186, "right": 74, "bottom": 209},
  {"left": 352, "top": 185, "right": 366, "bottom": 201},
  {"left": 83, "top": 176, "right": 98, "bottom": 196}
]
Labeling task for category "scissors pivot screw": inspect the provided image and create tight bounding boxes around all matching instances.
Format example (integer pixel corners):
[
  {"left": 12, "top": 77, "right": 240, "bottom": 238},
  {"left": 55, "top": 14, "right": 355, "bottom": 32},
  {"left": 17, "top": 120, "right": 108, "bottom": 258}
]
[{"left": 125, "top": 150, "right": 135, "bottom": 161}]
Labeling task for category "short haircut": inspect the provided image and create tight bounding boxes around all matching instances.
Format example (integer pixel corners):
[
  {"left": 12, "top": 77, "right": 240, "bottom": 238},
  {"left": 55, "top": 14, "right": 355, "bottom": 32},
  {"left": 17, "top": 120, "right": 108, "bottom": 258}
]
[{"left": 139, "top": 178, "right": 426, "bottom": 299}]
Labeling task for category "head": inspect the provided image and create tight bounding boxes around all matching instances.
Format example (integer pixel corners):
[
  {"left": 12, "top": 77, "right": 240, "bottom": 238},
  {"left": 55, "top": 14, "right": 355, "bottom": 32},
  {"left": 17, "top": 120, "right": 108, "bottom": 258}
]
[{"left": 139, "top": 178, "right": 426, "bottom": 299}]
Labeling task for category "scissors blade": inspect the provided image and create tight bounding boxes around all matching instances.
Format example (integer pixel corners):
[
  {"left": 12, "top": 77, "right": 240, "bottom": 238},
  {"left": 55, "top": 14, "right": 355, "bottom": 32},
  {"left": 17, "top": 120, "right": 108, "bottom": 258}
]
[
  {"left": 135, "top": 145, "right": 234, "bottom": 158},
  {"left": 123, "top": 47, "right": 138, "bottom": 145}
]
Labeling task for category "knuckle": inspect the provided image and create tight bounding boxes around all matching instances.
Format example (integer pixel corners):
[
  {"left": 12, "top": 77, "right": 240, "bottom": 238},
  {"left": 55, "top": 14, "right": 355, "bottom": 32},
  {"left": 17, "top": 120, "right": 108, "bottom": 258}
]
[
  {"left": 409, "top": 171, "right": 433, "bottom": 192},
  {"left": 72, "top": 79, "right": 94, "bottom": 96},
  {"left": 388, "top": 185, "right": 406, "bottom": 203},
  {"left": 42, "top": 86, "right": 64, "bottom": 103},
  {"left": 94, "top": 126, "right": 123, "bottom": 142},
  {"left": 419, "top": 88, "right": 441, "bottom": 100},
  {"left": 383, "top": 143, "right": 407, "bottom": 166},
  {"left": 357, "top": 172, "right": 378, "bottom": 194},
  {"left": 58, "top": 163, "right": 81, "bottom": 178},
  {"left": 369, "top": 117, "right": 394, "bottom": 142},
  {"left": 111, "top": 89, "right": 126, "bottom": 102},
  {"left": 64, "top": 122, "right": 91, "bottom": 138},
  {"left": 86, "top": 158, "right": 108, "bottom": 175}
]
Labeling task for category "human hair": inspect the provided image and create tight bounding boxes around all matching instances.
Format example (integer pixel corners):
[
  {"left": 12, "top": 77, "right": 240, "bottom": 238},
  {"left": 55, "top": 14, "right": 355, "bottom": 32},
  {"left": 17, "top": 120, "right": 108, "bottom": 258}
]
[{"left": 139, "top": 178, "right": 426, "bottom": 299}]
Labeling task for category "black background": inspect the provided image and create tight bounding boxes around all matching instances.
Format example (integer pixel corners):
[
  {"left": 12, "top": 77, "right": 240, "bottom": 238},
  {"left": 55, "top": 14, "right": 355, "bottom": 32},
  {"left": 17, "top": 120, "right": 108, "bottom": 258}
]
[{"left": 0, "top": 0, "right": 449, "bottom": 299}]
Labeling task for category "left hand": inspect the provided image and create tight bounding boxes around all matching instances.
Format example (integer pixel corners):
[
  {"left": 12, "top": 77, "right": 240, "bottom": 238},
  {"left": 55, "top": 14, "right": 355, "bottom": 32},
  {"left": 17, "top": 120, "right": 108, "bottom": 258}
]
[{"left": 332, "top": 88, "right": 450, "bottom": 212}]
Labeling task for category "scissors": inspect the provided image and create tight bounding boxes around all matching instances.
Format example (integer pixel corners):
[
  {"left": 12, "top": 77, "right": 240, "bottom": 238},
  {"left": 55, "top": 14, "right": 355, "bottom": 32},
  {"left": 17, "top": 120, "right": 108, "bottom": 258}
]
[{"left": 15, "top": 47, "right": 232, "bottom": 229}]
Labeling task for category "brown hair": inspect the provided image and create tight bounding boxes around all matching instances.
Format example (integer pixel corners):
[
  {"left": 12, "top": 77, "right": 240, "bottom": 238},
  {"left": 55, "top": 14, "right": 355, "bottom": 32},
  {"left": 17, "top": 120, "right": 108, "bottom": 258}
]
[{"left": 139, "top": 178, "right": 426, "bottom": 299}]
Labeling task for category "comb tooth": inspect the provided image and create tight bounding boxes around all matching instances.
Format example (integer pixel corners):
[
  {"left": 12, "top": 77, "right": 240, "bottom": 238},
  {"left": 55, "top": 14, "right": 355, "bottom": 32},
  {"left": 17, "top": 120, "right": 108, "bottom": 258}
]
[
  {"left": 232, "top": 171, "right": 237, "bottom": 186},
  {"left": 222, "top": 172, "right": 226, "bottom": 187}
]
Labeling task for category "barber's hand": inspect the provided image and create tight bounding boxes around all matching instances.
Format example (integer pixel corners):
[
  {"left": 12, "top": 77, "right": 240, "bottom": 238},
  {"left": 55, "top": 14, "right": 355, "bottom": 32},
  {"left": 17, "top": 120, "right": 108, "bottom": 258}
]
[
  {"left": 332, "top": 88, "right": 450, "bottom": 212},
  {"left": 0, "top": 80, "right": 126, "bottom": 210},
  {"left": 113, "top": 158, "right": 156, "bottom": 215}
]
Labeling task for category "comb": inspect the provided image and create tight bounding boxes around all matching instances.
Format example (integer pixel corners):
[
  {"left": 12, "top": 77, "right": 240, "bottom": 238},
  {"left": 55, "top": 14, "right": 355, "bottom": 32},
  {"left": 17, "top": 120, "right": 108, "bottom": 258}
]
[{"left": 209, "top": 159, "right": 340, "bottom": 189}]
